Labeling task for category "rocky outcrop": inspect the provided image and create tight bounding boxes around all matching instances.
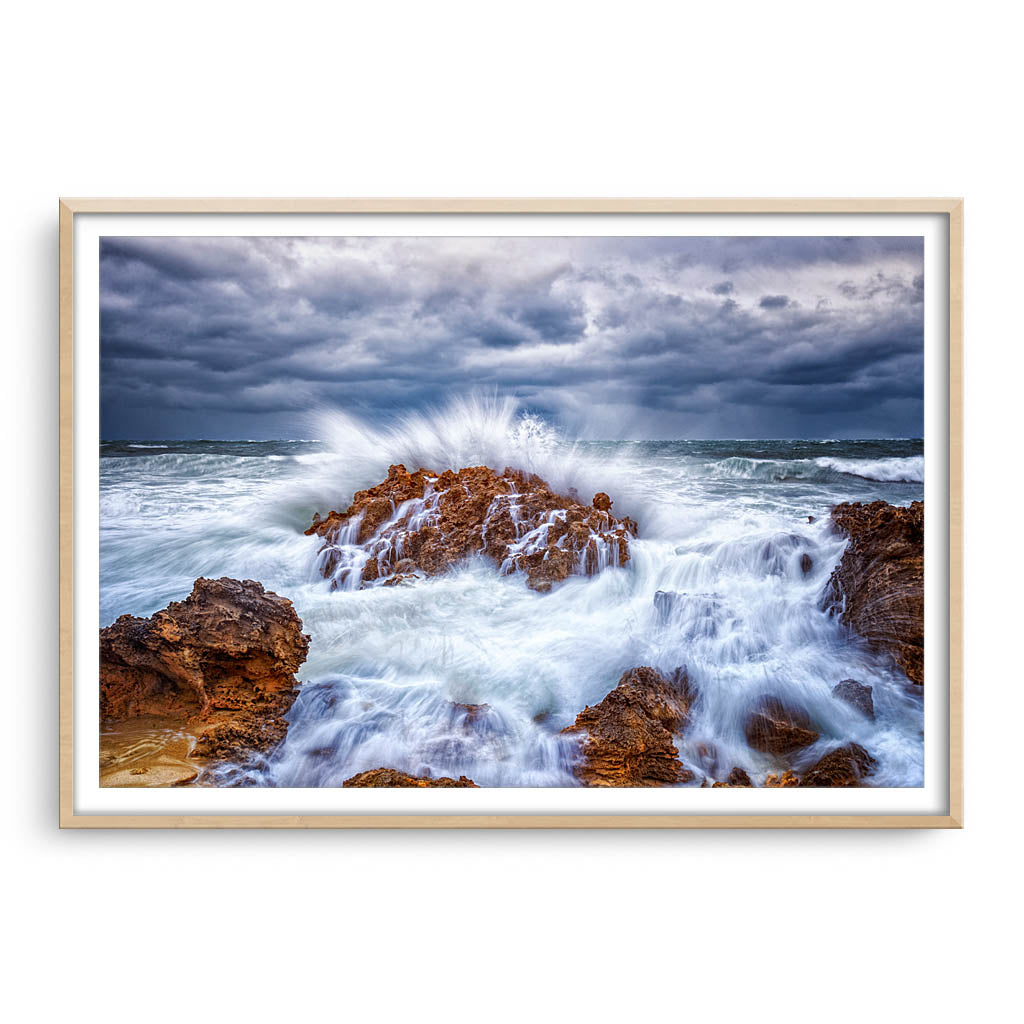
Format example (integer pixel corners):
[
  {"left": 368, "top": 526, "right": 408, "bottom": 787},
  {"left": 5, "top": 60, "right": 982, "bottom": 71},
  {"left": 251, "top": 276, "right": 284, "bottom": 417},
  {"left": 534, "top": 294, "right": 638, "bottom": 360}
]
[
  {"left": 100, "top": 578, "right": 310, "bottom": 760},
  {"left": 562, "top": 666, "right": 694, "bottom": 786},
  {"left": 306, "top": 463, "right": 637, "bottom": 592},
  {"left": 832, "top": 678, "right": 875, "bottom": 719},
  {"left": 342, "top": 768, "right": 478, "bottom": 788},
  {"left": 800, "top": 743, "right": 876, "bottom": 787},
  {"left": 744, "top": 695, "right": 819, "bottom": 755},
  {"left": 827, "top": 500, "right": 924, "bottom": 685}
]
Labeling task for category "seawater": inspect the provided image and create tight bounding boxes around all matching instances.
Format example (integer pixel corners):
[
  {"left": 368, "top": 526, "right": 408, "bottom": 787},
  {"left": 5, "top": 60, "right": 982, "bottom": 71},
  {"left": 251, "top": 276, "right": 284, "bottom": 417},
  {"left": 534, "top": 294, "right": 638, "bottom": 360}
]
[{"left": 100, "top": 402, "right": 925, "bottom": 787}]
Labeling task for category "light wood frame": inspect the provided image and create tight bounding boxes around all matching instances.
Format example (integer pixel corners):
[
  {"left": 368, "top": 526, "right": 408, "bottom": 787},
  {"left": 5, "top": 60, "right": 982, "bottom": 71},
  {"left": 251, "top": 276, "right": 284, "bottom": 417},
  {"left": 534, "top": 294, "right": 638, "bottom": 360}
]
[{"left": 59, "top": 197, "right": 963, "bottom": 829}]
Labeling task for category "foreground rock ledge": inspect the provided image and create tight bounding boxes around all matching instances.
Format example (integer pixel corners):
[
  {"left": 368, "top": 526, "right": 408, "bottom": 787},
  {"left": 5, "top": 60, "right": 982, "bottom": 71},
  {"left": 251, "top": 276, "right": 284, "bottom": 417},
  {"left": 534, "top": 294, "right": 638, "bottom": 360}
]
[
  {"left": 342, "top": 768, "right": 479, "bottom": 788},
  {"left": 306, "top": 463, "right": 637, "bottom": 592},
  {"left": 826, "top": 500, "right": 924, "bottom": 685},
  {"left": 100, "top": 577, "right": 310, "bottom": 761},
  {"left": 562, "top": 666, "right": 694, "bottom": 786}
]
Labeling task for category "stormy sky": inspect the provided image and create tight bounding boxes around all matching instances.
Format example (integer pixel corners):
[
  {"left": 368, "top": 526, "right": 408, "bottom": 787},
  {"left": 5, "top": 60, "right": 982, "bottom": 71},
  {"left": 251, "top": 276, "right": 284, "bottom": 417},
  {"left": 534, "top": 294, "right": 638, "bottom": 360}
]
[{"left": 99, "top": 234, "right": 924, "bottom": 440}]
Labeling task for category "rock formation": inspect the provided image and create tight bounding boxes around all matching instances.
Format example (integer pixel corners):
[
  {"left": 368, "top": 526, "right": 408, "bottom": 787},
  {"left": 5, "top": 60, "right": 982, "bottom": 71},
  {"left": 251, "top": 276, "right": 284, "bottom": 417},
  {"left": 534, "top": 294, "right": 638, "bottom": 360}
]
[
  {"left": 832, "top": 678, "right": 875, "bottom": 719},
  {"left": 713, "top": 766, "right": 753, "bottom": 788},
  {"left": 763, "top": 770, "right": 800, "bottom": 788},
  {"left": 745, "top": 695, "right": 819, "bottom": 755},
  {"left": 100, "top": 577, "right": 310, "bottom": 761},
  {"left": 342, "top": 768, "right": 478, "bottom": 787},
  {"left": 306, "top": 463, "right": 637, "bottom": 592},
  {"left": 561, "top": 666, "right": 694, "bottom": 786},
  {"left": 826, "top": 500, "right": 924, "bottom": 684},
  {"left": 799, "top": 743, "right": 876, "bottom": 787}
]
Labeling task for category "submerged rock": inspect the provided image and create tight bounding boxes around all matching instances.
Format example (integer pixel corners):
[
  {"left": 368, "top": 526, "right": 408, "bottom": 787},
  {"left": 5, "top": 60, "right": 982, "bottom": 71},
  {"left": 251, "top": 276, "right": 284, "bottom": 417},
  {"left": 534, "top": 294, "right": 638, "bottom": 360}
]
[
  {"left": 561, "top": 666, "right": 694, "bottom": 787},
  {"left": 306, "top": 463, "right": 637, "bottom": 592},
  {"left": 744, "top": 695, "right": 819, "bottom": 755},
  {"left": 800, "top": 743, "right": 876, "bottom": 787},
  {"left": 826, "top": 500, "right": 924, "bottom": 684},
  {"left": 832, "top": 678, "right": 875, "bottom": 720},
  {"left": 99, "top": 578, "right": 310, "bottom": 761},
  {"left": 342, "top": 768, "right": 478, "bottom": 788}
]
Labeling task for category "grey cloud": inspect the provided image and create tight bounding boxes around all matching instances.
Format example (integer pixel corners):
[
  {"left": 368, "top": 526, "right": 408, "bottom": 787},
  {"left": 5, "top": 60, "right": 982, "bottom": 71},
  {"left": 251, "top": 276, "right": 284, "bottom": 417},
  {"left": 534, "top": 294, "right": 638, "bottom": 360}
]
[{"left": 100, "top": 235, "right": 924, "bottom": 440}]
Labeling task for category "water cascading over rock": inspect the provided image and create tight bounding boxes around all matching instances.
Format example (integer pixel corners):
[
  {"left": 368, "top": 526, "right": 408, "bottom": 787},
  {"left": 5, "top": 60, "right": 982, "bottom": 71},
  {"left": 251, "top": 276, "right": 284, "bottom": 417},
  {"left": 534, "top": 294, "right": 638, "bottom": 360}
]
[{"left": 305, "top": 463, "right": 637, "bottom": 592}]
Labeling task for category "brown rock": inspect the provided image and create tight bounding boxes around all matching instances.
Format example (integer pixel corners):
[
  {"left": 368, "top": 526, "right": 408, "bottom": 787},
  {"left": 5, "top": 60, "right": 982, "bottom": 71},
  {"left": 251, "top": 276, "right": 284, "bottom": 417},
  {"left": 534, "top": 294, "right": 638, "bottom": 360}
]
[
  {"left": 800, "top": 743, "right": 876, "bottom": 787},
  {"left": 764, "top": 770, "right": 800, "bottom": 788},
  {"left": 342, "top": 768, "right": 478, "bottom": 788},
  {"left": 307, "top": 463, "right": 636, "bottom": 592},
  {"left": 800, "top": 552, "right": 813, "bottom": 574},
  {"left": 826, "top": 500, "right": 923, "bottom": 684},
  {"left": 745, "top": 695, "right": 819, "bottom": 755},
  {"left": 712, "top": 766, "right": 753, "bottom": 788},
  {"left": 99, "top": 578, "right": 310, "bottom": 761},
  {"left": 832, "top": 678, "right": 875, "bottom": 720},
  {"left": 561, "top": 666, "right": 694, "bottom": 786}
]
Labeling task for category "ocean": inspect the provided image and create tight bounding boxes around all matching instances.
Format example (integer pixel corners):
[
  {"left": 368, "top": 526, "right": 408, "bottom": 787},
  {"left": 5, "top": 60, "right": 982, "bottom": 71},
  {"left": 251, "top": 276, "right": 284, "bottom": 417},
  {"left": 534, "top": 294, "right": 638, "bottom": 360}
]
[{"left": 99, "top": 405, "right": 925, "bottom": 787}]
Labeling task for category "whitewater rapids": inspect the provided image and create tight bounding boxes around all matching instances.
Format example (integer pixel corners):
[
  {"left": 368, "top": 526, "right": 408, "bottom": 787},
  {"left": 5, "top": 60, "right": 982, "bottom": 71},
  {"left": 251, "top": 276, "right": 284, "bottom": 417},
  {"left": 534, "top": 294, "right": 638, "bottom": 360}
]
[{"left": 99, "top": 399, "right": 925, "bottom": 787}]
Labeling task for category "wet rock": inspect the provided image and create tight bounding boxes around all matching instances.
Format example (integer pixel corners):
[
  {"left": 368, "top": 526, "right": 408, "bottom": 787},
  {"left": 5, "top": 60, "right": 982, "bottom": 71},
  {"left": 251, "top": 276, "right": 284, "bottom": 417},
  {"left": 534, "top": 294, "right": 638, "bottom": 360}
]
[
  {"left": 800, "top": 552, "right": 814, "bottom": 574},
  {"left": 342, "top": 768, "right": 478, "bottom": 788},
  {"left": 745, "top": 695, "right": 819, "bottom": 755},
  {"left": 306, "top": 463, "right": 636, "bottom": 592},
  {"left": 826, "top": 500, "right": 924, "bottom": 684},
  {"left": 713, "top": 766, "right": 753, "bottom": 788},
  {"left": 562, "top": 666, "right": 694, "bottom": 787},
  {"left": 832, "top": 679, "right": 875, "bottom": 720},
  {"left": 763, "top": 770, "right": 800, "bottom": 788},
  {"left": 99, "top": 722, "right": 200, "bottom": 788},
  {"left": 99, "top": 578, "right": 310, "bottom": 761},
  {"left": 800, "top": 743, "right": 876, "bottom": 787}
]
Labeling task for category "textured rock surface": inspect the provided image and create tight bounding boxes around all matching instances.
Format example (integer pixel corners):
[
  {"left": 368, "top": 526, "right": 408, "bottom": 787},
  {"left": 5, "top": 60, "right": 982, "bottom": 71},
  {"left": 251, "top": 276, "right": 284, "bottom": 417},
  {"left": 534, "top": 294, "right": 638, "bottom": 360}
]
[
  {"left": 827, "top": 500, "right": 924, "bottom": 684},
  {"left": 306, "top": 463, "right": 637, "bottom": 592},
  {"left": 100, "top": 578, "right": 310, "bottom": 761},
  {"left": 342, "top": 768, "right": 479, "bottom": 788},
  {"left": 800, "top": 743, "right": 877, "bottom": 787},
  {"left": 832, "top": 678, "right": 875, "bottom": 719},
  {"left": 763, "top": 770, "right": 800, "bottom": 788},
  {"left": 744, "top": 695, "right": 819, "bottom": 755},
  {"left": 562, "top": 666, "right": 694, "bottom": 786},
  {"left": 713, "top": 766, "right": 754, "bottom": 788}
]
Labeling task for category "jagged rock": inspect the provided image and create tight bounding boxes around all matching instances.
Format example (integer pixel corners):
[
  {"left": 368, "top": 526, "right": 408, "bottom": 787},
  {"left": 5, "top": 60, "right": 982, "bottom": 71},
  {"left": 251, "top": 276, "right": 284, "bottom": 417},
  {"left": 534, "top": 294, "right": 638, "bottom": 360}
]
[
  {"left": 99, "top": 578, "right": 310, "bottom": 761},
  {"left": 342, "top": 768, "right": 478, "bottom": 788},
  {"left": 764, "top": 770, "right": 800, "bottom": 788},
  {"left": 713, "top": 766, "right": 753, "bottom": 788},
  {"left": 306, "top": 463, "right": 637, "bottom": 592},
  {"left": 562, "top": 666, "right": 694, "bottom": 786},
  {"left": 800, "top": 743, "right": 876, "bottom": 787},
  {"left": 832, "top": 678, "right": 875, "bottom": 719},
  {"left": 800, "top": 553, "right": 814, "bottom": 574},
  {"left": 826, "top": 500, "right": 924, "bottom": 684},
  {"left": 745, "top": 695, "right": 819, "bottom": 755}
]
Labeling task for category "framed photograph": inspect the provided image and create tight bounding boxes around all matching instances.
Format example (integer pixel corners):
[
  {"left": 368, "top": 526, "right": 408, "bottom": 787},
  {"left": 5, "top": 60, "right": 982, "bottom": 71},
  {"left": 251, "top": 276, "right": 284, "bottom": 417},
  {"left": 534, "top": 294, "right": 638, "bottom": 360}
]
[{"left": 59, "top": 198, "right": 962, "bottom": 828}]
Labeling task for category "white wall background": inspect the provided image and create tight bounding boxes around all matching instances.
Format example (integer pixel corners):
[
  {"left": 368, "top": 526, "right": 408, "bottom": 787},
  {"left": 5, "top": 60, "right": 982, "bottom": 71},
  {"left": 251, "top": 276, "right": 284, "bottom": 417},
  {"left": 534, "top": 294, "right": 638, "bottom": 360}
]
[{"left": 3, "top": 2, "right": 1017, "bottom": 1020}]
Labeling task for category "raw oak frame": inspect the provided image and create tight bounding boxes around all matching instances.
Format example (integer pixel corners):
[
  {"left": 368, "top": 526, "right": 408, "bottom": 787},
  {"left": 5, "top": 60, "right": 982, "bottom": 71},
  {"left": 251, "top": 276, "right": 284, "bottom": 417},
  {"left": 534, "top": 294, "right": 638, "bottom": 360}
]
[{"left": 59, "top": 197, "right": 964, "bottom": 829}]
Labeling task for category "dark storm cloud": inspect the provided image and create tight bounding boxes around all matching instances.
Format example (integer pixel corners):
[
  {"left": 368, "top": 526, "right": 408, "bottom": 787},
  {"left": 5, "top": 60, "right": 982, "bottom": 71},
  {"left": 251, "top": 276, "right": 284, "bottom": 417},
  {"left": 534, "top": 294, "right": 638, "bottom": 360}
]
[{"left": 100, "top": 235, "right": 924, "bottom": 439}]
